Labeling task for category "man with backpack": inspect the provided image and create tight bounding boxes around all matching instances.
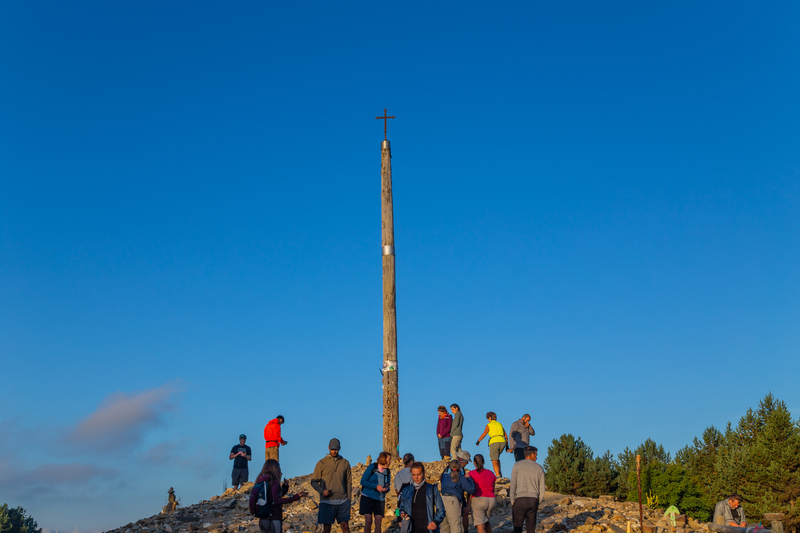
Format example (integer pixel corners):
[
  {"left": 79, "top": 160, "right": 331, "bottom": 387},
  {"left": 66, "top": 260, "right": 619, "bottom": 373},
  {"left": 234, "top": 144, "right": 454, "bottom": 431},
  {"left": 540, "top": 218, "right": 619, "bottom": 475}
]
[
  {"left": 229, "top": 433, "right": 252, "bottom": 490},
  {"left": 311, "top": 438, "right": 353, "bottom": 533}
]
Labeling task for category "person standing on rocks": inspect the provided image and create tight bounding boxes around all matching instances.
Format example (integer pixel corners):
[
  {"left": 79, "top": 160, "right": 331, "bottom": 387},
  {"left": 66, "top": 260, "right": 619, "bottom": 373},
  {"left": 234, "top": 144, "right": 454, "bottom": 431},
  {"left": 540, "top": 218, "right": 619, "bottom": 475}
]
[
  {"left": 253, "top": 459, "right": 309, "bottom": 533},
  {"left": 437, "top": 406, "right": 453, "bottom": 460},
  {"left": 508, "top": 415, "right": 535, "bottom": 463},
  {"left": 456, "top": 450, "right": 473, "bottom": 533},
  {"left": 469, "top": 454, "right": 497, "bottom": 533},
  {"left": 509, "top": 446, "right": 546, "bottom": 533},
  {"left": 475, "top": 412, "right": 509, "bottom": 478},
  {"left": 450, "top": 404, "right": 464, "bottom": 459},
  {"left": 311, "top": 438, "right": 353, "bottom": 533},
  {"left": 439, "top": 459, "right": 475, "bottom": 533},
  {"left": 714, "top": 494, "right": 747, "bottom": 527},
  {"left": 264, "top": 415, "right": 287, "bottom": 462},
  {"left": 394, "top": 453, "right": 416, "bottom": 495},
  {"left": 229, "top": 433, "right": 252, "bottom": 490},
  {"left": 360, "top": 451, "right": 392, "bottom": 533},
  {"left": 399, "top": 462, "right": 446, "bottom": 533}
]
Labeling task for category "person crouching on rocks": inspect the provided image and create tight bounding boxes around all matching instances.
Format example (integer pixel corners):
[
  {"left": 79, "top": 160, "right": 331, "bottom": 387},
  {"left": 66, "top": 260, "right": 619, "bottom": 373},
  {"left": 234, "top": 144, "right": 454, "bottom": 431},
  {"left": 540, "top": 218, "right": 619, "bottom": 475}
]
[
  {"left": 439, "top": 459, "right": 476, "bottom": 533},
  {"left": 255, "top": 459, "right": 308, "bottom": 533},
  {"left": 360, "top": 451, "right": 392, "bottom": 533},
  {"left": 400, "top": 462, "right": 445, "bottom": 533}
]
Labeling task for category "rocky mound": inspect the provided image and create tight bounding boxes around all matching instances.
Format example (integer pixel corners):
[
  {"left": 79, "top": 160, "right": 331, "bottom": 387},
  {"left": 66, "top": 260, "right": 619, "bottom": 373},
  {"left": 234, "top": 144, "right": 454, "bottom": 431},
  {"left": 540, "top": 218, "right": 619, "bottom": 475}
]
[{"left": 105, "top": 459, "right": 714, "bottom": 533}]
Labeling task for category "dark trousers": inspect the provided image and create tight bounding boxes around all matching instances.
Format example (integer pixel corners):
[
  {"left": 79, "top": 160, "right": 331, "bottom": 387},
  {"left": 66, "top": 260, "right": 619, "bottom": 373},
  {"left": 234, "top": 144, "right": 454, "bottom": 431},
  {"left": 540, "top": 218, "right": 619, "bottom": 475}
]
[
  {"left": 514, "top": 448, "right": 526, "bottom": 462},
  {"left": 512, "top": 497, "right": 539, "bottom": 533},
  {"left": 438, "top": 437, "right": 452, "bottom": 458}
]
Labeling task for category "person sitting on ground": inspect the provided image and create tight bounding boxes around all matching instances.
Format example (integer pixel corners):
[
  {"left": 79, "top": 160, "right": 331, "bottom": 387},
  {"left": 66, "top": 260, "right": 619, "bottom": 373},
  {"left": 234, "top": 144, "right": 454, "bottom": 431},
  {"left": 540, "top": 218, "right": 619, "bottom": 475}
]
[
  {"left": 394, "top": 453, "right": 416, "bottom": 495},
  {"left": 399, "top": 462, "right": 446, "bottom": 533},
  {"left": 469, "top": 454, "right": 497, "bottom": 533},
  {"left": 439, "top": 458, "right": 476, "bottom": 533},
  {"left": 229, "top": 433, "right": 252, "bottom": 490},
  {"left": 437, "top": 406, "right": 453, "bottom": 460},
  {"left": 714, "top": 494, "right": 747, "bottom": 527},
  {"left": 254, "top": 459, "right": 309, "bottom": 533},
  {"left": 360, "top": 451, "right": 392, "bottom": 533},
  {"left": 475, "top": 412, "right": 509, "bottom": 478}
]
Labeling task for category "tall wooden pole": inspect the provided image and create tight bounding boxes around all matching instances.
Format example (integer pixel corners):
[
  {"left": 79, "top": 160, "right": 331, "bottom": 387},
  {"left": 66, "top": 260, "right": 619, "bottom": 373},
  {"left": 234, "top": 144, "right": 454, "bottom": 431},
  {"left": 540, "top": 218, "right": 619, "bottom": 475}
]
[
  {"left": 377, "top": 109, "right": 399, "bottom": 456},
  {"left": 636, "top": 455, "right": 644, "bottom": 529}
]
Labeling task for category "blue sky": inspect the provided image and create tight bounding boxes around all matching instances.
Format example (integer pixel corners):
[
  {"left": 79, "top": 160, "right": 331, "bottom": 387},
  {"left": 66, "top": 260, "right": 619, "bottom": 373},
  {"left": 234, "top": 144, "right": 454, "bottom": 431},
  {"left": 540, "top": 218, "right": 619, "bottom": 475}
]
[{"left": 1, "top": 1, "right": 799, "bottom": 531}]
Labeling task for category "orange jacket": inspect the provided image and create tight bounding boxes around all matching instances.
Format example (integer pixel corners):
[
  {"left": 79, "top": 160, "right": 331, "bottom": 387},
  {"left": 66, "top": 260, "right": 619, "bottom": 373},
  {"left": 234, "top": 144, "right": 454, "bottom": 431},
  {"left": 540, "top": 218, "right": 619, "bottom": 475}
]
[{"left": 264, "top": 418, "right": 286, "bottom": 448}]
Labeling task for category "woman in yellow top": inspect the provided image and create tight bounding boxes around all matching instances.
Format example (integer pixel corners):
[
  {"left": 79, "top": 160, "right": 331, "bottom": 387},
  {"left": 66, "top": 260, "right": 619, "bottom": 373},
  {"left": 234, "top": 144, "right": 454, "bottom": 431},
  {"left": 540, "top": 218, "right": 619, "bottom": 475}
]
[{"left": 475, "top": 412, "right": 509, "bottom": 479}]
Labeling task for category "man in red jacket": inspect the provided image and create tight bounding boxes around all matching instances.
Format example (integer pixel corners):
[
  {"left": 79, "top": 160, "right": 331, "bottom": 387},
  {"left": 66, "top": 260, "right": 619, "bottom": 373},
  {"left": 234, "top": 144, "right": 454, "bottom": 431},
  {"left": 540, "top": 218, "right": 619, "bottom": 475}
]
[{"left": 264, "top": 415, "right": 288, "bottom": 461}]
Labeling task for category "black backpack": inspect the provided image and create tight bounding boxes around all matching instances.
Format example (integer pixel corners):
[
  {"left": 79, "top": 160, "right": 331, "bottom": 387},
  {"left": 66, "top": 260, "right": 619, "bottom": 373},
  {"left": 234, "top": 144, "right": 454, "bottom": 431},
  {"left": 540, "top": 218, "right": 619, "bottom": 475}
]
[{"left": 249, "top": 478, "right": 274, "bottom": 519}]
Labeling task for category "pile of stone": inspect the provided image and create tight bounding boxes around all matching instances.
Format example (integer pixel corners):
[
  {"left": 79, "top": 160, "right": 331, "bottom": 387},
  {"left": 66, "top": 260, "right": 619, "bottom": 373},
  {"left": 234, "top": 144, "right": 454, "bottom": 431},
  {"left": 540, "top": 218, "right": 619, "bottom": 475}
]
[
  {"left": 103, "top": 459, "right": 712, "bottom": 533},
  {"left": 536, "top": 496, "right": 710, "bottom": 533}
]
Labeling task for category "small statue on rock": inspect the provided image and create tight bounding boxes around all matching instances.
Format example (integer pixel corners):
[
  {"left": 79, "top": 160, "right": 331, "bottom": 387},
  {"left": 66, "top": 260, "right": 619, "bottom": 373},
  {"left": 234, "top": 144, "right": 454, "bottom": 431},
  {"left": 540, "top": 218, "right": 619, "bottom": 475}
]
[{"left": 162, "top": 487, "right": 179, "bottom": 514}]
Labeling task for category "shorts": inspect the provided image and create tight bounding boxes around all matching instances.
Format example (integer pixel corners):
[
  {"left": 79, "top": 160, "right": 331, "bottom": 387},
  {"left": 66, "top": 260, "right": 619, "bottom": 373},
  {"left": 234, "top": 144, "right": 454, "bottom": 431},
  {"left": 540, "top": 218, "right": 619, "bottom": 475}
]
[
  {"left": 489, "top": 442, "right": 505, "bottom": 461},
  {"left": 232, "top": 467, "right": 248, "bottom": 486},
  {"left": 471, "top": 496, "right": 496, "bottom": 525},
  {"left": 359, "top": 494, "right": 385, "bottom": 516},
  {"left": 318, "top": 500, "right": 351, "bottom": 524}
]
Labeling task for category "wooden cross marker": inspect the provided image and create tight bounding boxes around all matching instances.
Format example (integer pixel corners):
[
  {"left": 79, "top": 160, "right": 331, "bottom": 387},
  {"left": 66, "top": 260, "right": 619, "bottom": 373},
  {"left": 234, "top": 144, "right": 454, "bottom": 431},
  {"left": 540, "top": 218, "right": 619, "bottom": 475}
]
[{"left": 375, "top": 108, "right": 395, "bottom": 140}]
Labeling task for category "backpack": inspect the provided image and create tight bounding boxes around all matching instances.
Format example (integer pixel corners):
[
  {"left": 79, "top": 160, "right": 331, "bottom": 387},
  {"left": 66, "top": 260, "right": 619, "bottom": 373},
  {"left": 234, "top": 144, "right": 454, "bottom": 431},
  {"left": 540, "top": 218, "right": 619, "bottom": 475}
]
[{"left": 249, "top": 478, "right": 274, "bottom": 518}]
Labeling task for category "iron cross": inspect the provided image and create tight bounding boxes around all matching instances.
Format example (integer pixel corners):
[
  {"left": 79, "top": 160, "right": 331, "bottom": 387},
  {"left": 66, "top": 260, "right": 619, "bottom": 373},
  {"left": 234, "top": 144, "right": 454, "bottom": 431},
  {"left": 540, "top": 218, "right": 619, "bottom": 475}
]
[{"left": 375, "top": 108, "right": 395, "bottom": 140}]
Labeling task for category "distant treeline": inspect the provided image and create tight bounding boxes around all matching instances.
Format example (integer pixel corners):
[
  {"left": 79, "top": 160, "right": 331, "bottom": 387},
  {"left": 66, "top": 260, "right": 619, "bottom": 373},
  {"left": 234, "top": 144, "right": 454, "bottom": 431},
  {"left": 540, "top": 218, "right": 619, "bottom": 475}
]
[{"left": 542, "top": 393, "right": 799, "bottom": 530}]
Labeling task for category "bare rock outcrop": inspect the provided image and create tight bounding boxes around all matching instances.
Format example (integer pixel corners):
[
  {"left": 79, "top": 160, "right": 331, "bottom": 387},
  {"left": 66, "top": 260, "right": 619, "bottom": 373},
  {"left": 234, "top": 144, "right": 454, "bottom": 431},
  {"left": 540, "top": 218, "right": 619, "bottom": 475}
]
[{"left": 104, "top": 459, "right": 714, "bottom": 533}]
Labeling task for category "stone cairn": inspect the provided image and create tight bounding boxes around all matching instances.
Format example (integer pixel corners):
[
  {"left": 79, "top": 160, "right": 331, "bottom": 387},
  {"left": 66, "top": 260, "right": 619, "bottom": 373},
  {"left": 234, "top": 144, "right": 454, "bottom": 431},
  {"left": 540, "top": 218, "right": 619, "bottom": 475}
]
[
  {"left": 103, "top": 458, "right": 742, "bottom": 533},
  {"left": 162, "top": 487, "right": 179, "bottom": 515}
]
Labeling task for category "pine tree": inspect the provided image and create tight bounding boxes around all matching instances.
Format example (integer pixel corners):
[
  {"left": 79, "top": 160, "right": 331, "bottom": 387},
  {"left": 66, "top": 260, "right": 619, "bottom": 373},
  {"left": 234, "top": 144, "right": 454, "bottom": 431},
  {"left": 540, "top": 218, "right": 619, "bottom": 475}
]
[
  {"left": 0, "top": 504, "right": 41, "bottom": 533},
  {"left": 583, "top": 451, "right": 620, "bottom": 498},
  {"left": 544, "top": 434, "right": 592, "bottom": 495},
  {"left": 741, "top": 395, "right": 800, "bottom": 531}
]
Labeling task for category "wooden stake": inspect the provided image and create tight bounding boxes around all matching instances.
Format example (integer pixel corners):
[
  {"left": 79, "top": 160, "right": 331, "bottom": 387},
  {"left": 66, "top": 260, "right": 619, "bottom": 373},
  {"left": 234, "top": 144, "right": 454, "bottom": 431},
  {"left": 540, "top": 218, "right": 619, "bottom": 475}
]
[
  {"left": 637, "top": 455, "right": 644, "bottom": 530},
  {"left": 379, "top": 128, "right": 399, "bottom": 456}
]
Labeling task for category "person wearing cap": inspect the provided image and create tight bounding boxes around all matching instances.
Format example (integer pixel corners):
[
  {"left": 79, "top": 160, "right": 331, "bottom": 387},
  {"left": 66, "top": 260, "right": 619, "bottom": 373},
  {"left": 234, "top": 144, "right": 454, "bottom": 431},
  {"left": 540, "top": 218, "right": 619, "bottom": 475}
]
[
  {"left": 229, "top": 434, "right": 252, "bottom": 490},
  {"left": 508, "top": 415, "right": 535, "bottom": 462},
  {"left": 456, "top": 451, "right": 472, "bottom": 533},
  {"left": 311, "top": 438, "right": 353, "bottom": 533}
]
